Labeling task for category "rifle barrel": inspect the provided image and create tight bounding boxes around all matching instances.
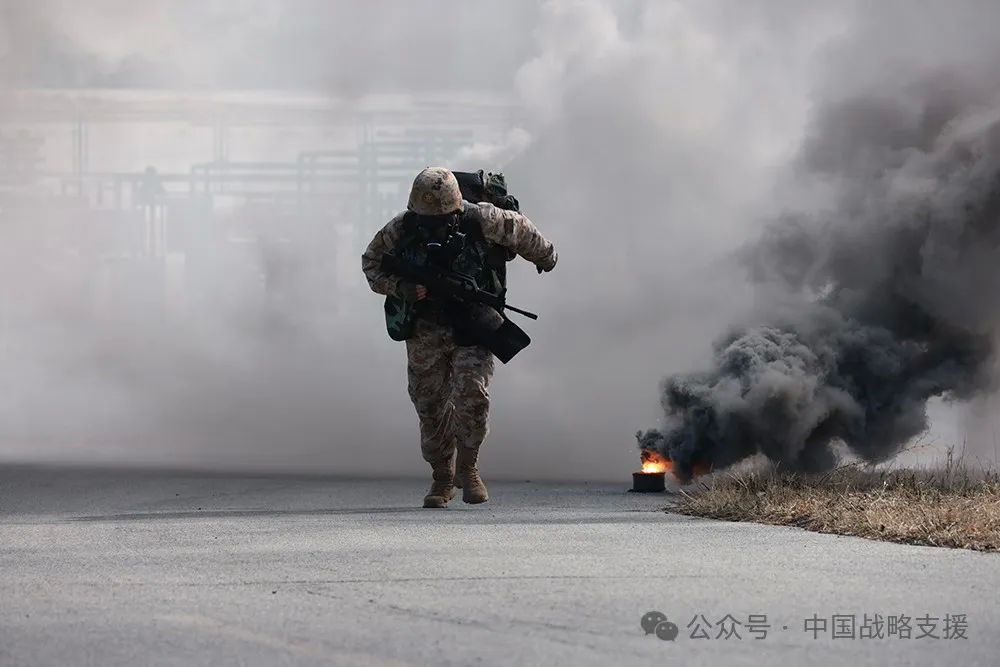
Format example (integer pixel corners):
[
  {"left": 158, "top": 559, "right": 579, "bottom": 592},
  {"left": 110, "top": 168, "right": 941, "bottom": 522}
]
[{"left": 504, "top": 304, "right": 539, "bottom": 320}]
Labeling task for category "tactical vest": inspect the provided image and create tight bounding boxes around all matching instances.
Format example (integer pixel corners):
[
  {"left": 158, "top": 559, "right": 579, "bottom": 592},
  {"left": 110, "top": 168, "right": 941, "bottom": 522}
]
[{"left": 383, "top": 206, "right": 507, "bottom": 341}]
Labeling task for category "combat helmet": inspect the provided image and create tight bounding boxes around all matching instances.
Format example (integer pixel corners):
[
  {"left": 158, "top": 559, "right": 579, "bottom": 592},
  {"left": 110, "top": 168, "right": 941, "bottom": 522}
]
[{"left": 407, "top": 167, "right": 464, "bottom": 216}]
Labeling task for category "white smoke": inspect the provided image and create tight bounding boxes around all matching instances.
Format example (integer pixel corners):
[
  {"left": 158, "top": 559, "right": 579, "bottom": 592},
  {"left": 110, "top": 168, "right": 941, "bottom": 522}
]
[{"left": 1, "top": 0, "right": 996, "bottom": 479}]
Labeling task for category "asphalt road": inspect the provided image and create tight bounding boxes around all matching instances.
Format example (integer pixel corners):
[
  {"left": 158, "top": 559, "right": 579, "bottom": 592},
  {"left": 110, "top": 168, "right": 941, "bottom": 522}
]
[{"left": 1, "top": 466, "right": 997, "bottom": 666}]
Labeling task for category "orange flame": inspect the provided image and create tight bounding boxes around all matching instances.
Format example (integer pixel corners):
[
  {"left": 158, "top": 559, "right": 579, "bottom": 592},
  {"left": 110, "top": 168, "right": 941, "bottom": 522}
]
[
  {"left": 639, "top": 449, "right": 713, "bottom": 480},
  {"left": 639, "top": 449, "right": 671, "bottom": 474}
]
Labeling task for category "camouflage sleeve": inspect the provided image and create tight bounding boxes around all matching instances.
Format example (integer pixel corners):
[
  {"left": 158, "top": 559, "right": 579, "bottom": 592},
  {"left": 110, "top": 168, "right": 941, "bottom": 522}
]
[
  {"left": 361, "top": 213, "right": 407, "bottom": 296},
  {"left": 472, "top": 202, "right": 557, "bottom": 270}
]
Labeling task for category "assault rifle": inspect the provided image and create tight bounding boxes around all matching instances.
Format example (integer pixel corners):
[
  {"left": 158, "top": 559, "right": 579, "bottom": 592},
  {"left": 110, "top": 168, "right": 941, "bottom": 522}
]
[
  {"left": 380, "top": 252, "right": 536, "bottom": 363},
  {"left": 380, "top": 253, "right": 538, "bottom": 320}
]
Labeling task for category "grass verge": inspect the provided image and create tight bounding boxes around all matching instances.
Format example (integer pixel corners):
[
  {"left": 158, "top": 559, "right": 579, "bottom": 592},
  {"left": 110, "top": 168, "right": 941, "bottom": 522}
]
[{"left": 675, "top": 463, "right": 1000, "bottom": 551}]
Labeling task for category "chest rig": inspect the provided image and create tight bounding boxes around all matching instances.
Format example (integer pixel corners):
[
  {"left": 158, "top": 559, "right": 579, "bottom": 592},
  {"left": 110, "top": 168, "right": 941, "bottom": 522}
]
[{"left": 383, "top": 207, "right": 506, "bottom": 342}]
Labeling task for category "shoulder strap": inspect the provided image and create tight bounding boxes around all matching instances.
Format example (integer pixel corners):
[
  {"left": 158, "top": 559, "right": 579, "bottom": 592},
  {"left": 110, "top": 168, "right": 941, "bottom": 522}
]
[
  {"left": 457, "top": 205, "right": 509, "bottom": 290},
  {"left": 458, "top": 205, "right": 487, "bottom": 245}
]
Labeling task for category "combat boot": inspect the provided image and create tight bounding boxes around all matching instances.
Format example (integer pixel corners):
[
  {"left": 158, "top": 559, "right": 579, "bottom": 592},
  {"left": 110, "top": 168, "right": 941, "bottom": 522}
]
[
  {"left": 455, "top": 446, "right": 488, "bottom": 504},
  {"left": 423, "top": 457, "right": 456, "bottom": 508},
  {"left": 451, "top": 449, "right": 462, "bottom": 490}
]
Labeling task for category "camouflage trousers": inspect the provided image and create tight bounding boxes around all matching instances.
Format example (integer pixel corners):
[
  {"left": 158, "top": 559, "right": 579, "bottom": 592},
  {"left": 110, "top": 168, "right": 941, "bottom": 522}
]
[{"left": 405, "top": 318, "right": 495, "bottom": 463}]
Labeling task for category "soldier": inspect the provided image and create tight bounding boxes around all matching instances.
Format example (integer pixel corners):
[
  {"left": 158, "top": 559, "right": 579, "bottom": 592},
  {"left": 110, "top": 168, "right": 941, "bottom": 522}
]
[{"left": 362, "top": 167, "right": 557, "bottom": 508}]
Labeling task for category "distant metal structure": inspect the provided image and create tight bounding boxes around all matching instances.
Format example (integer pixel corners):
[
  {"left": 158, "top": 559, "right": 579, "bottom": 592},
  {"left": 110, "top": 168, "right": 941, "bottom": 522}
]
[
  {"left": 72, "top": 118, "right": 89, "bottom": 189},
  {"left": 0, "top": 129, "right": 44, "bottom": 186},
  {"left": 0, "top": 86, "right": 520, "bottom": 313},
  {"left": 0, "top": 89, "right": 519, "bottom": 233}
]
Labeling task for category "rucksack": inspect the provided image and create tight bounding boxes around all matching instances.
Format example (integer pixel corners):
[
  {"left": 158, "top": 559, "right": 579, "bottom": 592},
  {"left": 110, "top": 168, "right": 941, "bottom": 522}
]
[{"left": 452, "top": 170, "right": 520, "bottom": 213}]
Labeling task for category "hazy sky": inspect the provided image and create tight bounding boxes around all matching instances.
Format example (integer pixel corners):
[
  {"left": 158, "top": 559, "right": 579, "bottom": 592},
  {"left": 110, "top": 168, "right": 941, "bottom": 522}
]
[{"left": 0, "top": 0, "right": 539, "bottom": 91}]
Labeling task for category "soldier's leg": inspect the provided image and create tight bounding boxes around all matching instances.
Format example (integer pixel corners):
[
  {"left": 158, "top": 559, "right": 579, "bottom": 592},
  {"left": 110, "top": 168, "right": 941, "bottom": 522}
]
[
  {"left": 451, "top": 344, "right": 495, "bottom": 504},
  {"left": 406, "top": 321, "right": 457, "bottom": 507}
]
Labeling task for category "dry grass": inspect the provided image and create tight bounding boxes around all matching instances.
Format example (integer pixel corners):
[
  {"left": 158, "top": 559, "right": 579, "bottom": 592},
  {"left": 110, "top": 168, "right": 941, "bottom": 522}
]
[{"left": 675, "top": 458, "right": 1000, "bottom": 551}]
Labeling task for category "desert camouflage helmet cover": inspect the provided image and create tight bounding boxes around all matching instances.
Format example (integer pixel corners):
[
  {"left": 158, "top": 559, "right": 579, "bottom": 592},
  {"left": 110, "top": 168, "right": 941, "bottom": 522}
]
[{"left": 407, "top": 167, "right": 464, "bottom": 216}]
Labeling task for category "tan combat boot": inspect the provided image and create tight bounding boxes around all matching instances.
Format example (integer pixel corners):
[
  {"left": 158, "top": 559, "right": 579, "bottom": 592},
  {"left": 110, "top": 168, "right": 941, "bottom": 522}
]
[
  {"left": 455, "top": 446, "right": 488, "bottom": 504},
  {"left": 442, "top": 440, "right": 462, "bottom": 490},
  {"left": 423, "top": 457, "right": 456, "bottom": 508}
]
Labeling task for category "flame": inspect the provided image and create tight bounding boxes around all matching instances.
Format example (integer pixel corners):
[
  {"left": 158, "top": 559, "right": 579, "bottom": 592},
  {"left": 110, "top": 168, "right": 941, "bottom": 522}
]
[
  {"left": 639, "top": 449, "right": 670, "bottom": 474},
  {"left": 638, "top": 449, "right": 713, "bottom": 480}
]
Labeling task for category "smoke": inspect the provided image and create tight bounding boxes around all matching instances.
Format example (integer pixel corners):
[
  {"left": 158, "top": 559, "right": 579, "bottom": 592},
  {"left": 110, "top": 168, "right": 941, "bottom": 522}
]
[
  {"left": 0, "top": 0, "right": 538, "bottom": 91},
  {"left": 0, "top": 0, "right": 545, "bottom": 474},
  {"left": 481, "top": 0, "right": 836, "bottom": 479},
  {"left": 3, "top": 1, "right": 1000, "bottom": 480},
  {"left": 641, "top": 69, "right": 1000, "bottom": 479}
]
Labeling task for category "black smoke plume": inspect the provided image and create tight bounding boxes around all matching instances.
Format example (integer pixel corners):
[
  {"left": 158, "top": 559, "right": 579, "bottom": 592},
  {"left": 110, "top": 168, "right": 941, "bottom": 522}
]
[{"left": 640, "top": 75, "right": 1000, "bottom": 480}]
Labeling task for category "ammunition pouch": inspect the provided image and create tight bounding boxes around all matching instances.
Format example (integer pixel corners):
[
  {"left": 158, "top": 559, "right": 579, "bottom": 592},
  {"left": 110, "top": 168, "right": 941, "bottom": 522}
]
[{"left": 383, "top": 294, "right": 418, "bottom": 341}]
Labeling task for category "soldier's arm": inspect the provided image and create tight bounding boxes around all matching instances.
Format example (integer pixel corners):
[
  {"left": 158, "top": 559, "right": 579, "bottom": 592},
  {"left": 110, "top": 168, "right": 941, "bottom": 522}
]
[
  {"left": 473, "top": 202, "right": 558, "bottom": 271},
  {"left": 361, "top": 214, "right": 408, "bottom": 296}
]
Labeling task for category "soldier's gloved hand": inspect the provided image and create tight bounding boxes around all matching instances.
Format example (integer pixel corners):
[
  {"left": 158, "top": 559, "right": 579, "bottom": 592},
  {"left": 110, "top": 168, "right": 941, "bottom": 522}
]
[
  {"left": 535, "top": 250, "right": 557, "bottom": 274},
  {"left": 397, "top": 281, "right": 428, "bottom": 301}
]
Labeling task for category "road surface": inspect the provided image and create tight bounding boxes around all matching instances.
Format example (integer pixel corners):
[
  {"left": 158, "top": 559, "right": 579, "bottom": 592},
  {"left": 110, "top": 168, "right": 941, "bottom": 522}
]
[{"left": 1, "top": 466, "right": 996, "bottom": 666}]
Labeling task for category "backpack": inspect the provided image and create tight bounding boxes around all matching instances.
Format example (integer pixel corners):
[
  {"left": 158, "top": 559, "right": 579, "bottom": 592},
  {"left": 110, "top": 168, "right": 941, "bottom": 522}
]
[
  {"left": 453, "top": 170, "right": 518, "bottom": 281},
  {"left": 453, "top": 170, "right": 520, "bottom": 213}
]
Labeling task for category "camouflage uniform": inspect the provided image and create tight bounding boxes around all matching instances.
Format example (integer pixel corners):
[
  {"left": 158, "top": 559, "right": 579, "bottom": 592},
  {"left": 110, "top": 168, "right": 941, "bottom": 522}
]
[
  {"left": 362, "top": 201, "right": 557, "bottom": 466},
  {"left": 404, "top": 318, "right": 494, "bottom": 462}
]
